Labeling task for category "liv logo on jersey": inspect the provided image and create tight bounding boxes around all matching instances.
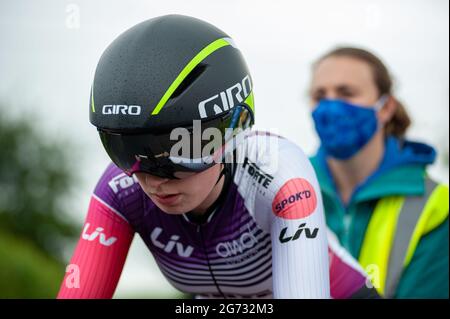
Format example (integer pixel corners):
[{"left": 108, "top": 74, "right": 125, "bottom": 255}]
[
  {"left": 279, "top": 223, "right": 319, "bottom": 243},
  {"left": 150, "top": 227, "right": 194, "bottom": 257},
  {"left": 82, "top": 223, "right": 117, "bottom": 246},
  {"left": 272, "top": 178, "right": 317, "bottom": 219},
  {"left": 198, "top": 75, "right": 252, "bottom": 119}
]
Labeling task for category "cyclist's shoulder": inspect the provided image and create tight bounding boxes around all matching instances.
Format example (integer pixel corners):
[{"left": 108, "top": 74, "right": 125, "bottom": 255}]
[
  {"left": 236, "top": 130, "right": 316, "bottom": 188},
  {"left": 232, "top": 131, "right": 317, "bottom": 230},
  {"left": 240, "top": 130, "right": 311, "bottom": 169},
  {"left": 93, "top": 162, "right": 138, "bottom": 194},
  {"left": 92, "top": 162, "right": 144, "bottom": 214},
  {"left": 233, "top": 130, "right": 287, "bottom": 194}
]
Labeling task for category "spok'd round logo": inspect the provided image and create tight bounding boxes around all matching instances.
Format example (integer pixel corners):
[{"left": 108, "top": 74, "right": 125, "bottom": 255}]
[{"left": 272, "top": 178, "right": 317, "bottom": 219}]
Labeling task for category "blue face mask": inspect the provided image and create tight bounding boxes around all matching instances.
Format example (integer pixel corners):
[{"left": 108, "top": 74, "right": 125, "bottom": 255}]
[{"left": 312, "top": 95, "right": 388, "bottom": 160}]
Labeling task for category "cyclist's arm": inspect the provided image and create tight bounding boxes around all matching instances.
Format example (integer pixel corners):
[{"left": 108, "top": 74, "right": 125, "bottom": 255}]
[
  {"left": 327, "top": 229, "right": 381, "bottom": 299},
  {"left": 269, "top": 141, "right": 330, "bottom": 298},
  {"left": 57, "top": 194, "right": 134, "bottom": 299},
  {"left": 237, "top": 133, "right": 330, "bottom": 298},
  {"left": 240, "top": 133, "right": 379, "bottom": 298}
]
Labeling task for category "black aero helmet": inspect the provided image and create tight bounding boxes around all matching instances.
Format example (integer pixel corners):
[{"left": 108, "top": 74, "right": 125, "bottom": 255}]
[{"left": 89, "top": 15, "right": 254, "bottom": 178}]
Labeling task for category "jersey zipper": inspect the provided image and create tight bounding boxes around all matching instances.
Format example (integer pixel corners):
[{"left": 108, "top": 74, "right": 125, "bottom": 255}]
[{"left": 197, "top": 224, "right": 226, "bottom": 298}]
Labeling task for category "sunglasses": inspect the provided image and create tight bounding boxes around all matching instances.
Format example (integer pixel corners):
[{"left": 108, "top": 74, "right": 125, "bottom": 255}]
[{"left": 98, "top": 104, "right": 253, "bottom": 179}]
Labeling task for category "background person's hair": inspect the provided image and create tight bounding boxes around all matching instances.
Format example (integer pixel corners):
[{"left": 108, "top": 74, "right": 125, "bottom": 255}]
[{"left": 313, "top": 47, "right": 411, "bottom": 139}]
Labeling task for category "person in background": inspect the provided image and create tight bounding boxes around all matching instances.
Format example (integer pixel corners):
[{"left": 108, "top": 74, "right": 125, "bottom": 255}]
[{"left": 308, "top": 47, "right": 449, "bottom": 298}]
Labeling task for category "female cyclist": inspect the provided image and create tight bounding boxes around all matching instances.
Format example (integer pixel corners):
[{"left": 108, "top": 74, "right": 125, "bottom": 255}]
[{"left": 58, "top": 15, "right": 377, "bottom": 299}]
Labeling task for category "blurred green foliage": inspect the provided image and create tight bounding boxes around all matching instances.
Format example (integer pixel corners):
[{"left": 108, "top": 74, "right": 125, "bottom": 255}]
[
  {"left": 0, "top": 231, "right": 63, "bottom": 298},
  {"left": 0, "top": 108, "right": 80, "bottom": 298}
]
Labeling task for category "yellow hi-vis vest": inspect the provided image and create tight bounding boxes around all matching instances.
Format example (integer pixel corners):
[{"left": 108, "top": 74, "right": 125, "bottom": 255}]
[{"left": 358, "top": 178, "right": 449, "bottom": 298}]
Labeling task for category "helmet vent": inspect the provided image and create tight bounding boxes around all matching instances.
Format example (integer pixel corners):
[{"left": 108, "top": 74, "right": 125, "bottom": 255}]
[{"left": 170, "top": 63, "right": 208, "bottom": 99}]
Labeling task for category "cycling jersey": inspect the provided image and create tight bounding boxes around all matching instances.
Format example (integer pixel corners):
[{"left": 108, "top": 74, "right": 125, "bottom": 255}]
[{"left": 58, "top": 132, "right": 376, "bottom": 299}]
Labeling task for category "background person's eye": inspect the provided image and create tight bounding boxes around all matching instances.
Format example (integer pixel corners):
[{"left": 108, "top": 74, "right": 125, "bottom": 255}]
[
  {"left": 340, "top": 90, "right": 354, "bottom": 98},
  {"left": 337, "top": 86, "right": 357, "bottom": 99},
  {"left": 311, "top": 91, "right": 325, "bottom": 104}
]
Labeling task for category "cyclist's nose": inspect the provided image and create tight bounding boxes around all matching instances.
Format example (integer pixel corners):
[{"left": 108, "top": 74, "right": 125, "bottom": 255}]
[{"left": 137, "top": 173, "right": 169, "bottom": 190}]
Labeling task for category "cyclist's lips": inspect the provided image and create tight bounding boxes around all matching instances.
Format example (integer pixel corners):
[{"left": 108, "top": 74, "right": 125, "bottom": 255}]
[{"left": 152, "top": 193, "right": 181, "bottom": 205}]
